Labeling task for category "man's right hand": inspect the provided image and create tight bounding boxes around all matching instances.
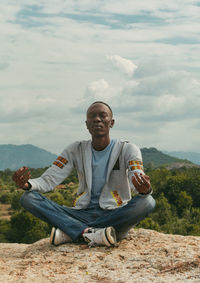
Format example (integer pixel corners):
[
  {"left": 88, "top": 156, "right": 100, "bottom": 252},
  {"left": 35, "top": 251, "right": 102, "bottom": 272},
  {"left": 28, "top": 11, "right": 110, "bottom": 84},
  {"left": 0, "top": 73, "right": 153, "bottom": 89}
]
[{"left": 12, "top": 166, "right": 31, "bottom": 190}]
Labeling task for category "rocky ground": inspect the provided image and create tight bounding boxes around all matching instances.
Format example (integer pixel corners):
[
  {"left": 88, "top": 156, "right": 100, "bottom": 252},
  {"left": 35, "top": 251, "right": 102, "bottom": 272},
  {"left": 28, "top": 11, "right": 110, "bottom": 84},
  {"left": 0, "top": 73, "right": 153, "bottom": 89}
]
[{"left": 0, "top": 228, "right": 200, "bottom": 283}]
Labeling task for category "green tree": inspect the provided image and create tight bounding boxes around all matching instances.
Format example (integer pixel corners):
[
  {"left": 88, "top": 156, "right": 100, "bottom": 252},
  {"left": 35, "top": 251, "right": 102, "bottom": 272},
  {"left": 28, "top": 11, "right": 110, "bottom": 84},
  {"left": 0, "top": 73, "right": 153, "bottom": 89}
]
[
  {"left": 138, "top": 217, "right": 160, "bottom": 231},
  {"left": 0, "top": 191, "right": 12, "bottom": 203},
  {"left": 8, "top": 210, "right": 51, "bottom": 243},
  {"left": 47, "top": 191, "right": 65, "bottom": 204},
  {"left": 10, "top": 191, "right": 24, "bottom": 210},
  {"left": 151, "top": 193, "right": 173, "bottom": 226},
  {"left": 176, "top": 191, "right": 193, "bottom": 217},
  {"left": 0, "top": 219, "right": 11, "bottom": 242}
]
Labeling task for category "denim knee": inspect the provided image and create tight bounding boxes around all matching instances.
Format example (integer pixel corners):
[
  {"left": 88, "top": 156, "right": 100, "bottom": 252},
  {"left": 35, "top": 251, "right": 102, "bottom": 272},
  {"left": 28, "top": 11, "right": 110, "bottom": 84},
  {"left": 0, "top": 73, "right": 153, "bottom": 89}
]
[
  {"left": 131, "top": 194, "right": 156, "bottom": 215},
  {"left": 142, "top": 195, "right": 156, "bottom": 213},
  {"left": 20, "top": 191, "right": 43, "bottom": 209},
  {"left": 20, "top": 191, "right": 28, "bottom": 206}
]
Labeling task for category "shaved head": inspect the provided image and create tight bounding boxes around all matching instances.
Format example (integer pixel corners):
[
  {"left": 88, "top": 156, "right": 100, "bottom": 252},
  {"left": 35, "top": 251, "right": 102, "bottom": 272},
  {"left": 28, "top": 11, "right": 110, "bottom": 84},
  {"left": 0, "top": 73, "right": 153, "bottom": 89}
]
[{"left": 87, "top": 101, "right": 113, "bottom": 117}]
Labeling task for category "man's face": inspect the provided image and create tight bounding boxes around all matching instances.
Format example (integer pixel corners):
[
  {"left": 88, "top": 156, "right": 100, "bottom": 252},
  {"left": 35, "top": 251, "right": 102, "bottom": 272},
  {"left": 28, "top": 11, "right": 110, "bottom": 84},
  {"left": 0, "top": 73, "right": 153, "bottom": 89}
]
[{"left": 86, "top": 103, "right": 114, "bottom": 138}]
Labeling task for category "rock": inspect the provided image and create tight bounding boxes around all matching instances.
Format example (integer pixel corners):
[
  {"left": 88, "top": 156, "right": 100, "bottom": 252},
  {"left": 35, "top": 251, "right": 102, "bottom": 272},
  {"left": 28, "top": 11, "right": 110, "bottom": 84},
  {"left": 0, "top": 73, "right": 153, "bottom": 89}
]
[{"left": 0, "top": 229, "right": 200, "bottom": 283}]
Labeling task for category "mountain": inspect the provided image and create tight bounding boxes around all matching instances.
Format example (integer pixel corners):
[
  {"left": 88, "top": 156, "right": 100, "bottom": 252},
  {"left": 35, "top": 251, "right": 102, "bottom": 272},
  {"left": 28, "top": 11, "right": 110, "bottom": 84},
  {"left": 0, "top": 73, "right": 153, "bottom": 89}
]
[
  {"left": 0, "top": 144, "right": 195, "bottom": 171},
  {"left": 0, "top": 144, "right": 57, "bottom": 171},
  {"left": 141, "top": 147, "right": 193, "bottom": 168},
  {"left": 163, "top": 150, "right": 200, "bottom": 165}
]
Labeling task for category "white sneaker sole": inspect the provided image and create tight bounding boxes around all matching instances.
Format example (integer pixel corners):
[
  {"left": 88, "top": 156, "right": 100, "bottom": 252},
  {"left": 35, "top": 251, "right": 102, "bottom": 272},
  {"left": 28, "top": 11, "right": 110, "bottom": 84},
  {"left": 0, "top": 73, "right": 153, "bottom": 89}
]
[
  {"left": 50, "top": 227, "right": 72, "bottom": 246},
  {"left": 105, "top": 226, "right": 117, "bottom": 246},
  {"left": 50, "top": 227, "right": 56, "bottom": 245}
]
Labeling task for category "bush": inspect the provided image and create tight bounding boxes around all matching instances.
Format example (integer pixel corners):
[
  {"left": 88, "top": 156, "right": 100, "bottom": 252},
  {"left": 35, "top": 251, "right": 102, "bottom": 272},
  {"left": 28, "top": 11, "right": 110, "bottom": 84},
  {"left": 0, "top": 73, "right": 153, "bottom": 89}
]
[
  {"left": 0, "top": 192, "right": 12, "bottom": 204},
  {"left": 8, "top": 210, "right": 51, "bottom": 243},
  {"left": 138, "top": 217, "right": 160, "bottom": 231},
  {"left": 0, "top": 219, "right": 11, "bottom": 243}
]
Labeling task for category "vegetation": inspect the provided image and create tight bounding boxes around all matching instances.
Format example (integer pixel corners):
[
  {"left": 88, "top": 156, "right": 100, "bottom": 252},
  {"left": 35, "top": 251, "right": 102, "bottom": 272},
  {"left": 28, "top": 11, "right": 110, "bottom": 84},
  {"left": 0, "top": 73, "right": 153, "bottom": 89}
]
[
  {"left": 0, "top": 166, "right": 200, "bottom": 244},
  {"left": 0, "top": 144, "right": 193, "bottom": 171},
  {"left": 141, "top": 147, "right": 192, "bottom": 167},
  {"left": 138, "top": 166, "right": 200, "bottom": 236}
]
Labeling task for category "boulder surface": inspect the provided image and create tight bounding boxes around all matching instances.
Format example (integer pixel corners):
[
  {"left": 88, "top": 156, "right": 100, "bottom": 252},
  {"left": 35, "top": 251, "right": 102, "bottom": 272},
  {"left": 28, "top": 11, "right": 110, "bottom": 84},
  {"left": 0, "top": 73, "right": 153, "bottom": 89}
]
[{"left": 0, "top": 229, "right": 200, "bottom": 283}]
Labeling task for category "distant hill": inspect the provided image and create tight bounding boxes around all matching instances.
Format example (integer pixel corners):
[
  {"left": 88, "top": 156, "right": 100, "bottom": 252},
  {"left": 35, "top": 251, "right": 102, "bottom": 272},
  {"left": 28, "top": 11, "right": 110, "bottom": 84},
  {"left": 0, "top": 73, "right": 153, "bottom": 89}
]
[
  {"left": 0, "top": 144, "right": 195, "bottom": 171},
  {"left": 163, "top": 150, "right": 200, "bottom": 165},
  {"left": 0, "top": 144, "right": 57, "bottom": 171},
  {"left": 141, "top": 147, "right": 194, "bottom": 168}
]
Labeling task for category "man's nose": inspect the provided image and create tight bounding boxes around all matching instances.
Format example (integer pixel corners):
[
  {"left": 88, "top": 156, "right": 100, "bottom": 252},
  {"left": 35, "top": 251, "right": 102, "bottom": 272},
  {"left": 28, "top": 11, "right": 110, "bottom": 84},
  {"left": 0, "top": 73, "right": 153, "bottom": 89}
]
[{"left": 93, "top": 115, "right": 101, "bottom": 122}]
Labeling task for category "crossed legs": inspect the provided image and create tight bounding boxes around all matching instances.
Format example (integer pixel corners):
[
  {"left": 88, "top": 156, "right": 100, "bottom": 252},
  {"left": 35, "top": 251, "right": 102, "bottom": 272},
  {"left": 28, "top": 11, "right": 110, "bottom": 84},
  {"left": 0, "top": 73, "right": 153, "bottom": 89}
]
[{"left": 20, "top": 191, "right": 156, "bottom": 242}]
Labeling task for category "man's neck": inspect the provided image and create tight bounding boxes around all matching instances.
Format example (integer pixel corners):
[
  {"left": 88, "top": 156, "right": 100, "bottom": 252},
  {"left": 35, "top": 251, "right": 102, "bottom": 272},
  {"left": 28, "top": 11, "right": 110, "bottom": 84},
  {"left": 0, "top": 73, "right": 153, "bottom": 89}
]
[{"left": 92, "top": 136, "right": 110, "bottom": 151}]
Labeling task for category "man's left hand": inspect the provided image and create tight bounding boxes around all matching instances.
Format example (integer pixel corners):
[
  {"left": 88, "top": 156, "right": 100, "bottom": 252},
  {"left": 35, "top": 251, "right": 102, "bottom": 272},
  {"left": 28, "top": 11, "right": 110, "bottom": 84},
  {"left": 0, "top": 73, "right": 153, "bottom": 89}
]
[{"left": 132, "top": 173, "right": 151, "bottom": 194}]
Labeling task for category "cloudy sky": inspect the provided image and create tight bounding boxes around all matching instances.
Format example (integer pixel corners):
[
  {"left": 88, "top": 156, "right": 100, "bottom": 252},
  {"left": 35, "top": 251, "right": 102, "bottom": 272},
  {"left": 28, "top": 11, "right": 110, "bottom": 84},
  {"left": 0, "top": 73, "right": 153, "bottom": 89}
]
[{"left": 0, "top": 0, "right": 200, "bottom": 154}]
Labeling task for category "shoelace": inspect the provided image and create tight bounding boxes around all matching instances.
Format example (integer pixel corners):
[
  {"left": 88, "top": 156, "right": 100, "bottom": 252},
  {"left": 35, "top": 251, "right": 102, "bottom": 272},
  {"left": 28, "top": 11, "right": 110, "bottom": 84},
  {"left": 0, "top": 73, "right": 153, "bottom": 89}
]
[{"left": 83, "top": 229, "right": 101, "bottom": 247}]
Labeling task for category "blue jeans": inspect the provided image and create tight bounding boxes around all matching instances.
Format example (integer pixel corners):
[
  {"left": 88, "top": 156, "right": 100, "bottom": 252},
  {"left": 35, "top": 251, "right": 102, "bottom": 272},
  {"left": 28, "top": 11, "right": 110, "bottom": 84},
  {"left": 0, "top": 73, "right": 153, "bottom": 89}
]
[{"left": 20, "top": 191, "right": 156, "bottom": 241}]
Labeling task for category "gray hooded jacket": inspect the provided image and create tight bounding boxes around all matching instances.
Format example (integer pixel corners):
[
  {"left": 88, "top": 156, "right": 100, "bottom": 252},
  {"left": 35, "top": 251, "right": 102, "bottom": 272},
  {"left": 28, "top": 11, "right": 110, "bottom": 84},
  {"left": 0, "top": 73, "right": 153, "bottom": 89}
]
[{"left": 29, "top": 140, "right": 145, "bottom": 210}]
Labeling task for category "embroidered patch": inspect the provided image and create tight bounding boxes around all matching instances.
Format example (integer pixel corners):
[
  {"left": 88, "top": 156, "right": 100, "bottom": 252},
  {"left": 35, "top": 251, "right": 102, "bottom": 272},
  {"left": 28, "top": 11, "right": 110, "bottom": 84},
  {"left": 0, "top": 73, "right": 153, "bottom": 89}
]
[
  {"left": 111, "top": 190, "right": 123, "bottom": 207},
  {"left": 53, "top": 156, "right": 68, "bottom": 169},
  {"left": 53, "top": 161, "right": 64, "bottom": 169},
  {"left": 57, "top": 156, "right": 68, "bottom": 164},
  {"left": 73, "top": 192, "right": 86, "bottom": 206},
  {"left": 128, "top": 160, "right": 143, "bottom": 171},
  {"left": 129, "top": 160, "right": 143, "bottom": 165},
  {"left": 130, "top": 165, "right": 143, "bottom": 170}
]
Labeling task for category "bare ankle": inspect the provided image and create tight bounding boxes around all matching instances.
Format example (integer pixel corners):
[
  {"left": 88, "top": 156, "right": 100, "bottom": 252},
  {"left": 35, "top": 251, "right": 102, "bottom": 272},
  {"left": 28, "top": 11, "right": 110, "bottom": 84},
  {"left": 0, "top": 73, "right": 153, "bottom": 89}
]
[{"left": 82, "top": 228, "right": 89, "bottom": 234}]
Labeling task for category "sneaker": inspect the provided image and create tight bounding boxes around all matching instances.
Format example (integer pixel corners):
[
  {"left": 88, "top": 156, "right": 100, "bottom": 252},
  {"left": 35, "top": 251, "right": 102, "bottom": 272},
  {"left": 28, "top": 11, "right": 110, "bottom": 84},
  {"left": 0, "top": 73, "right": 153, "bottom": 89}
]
[
  {"left": 83, "top": 226, "right": 117, "bottom": 247},
  {"left": 50, "top": 227, "right": 72, "bottom": 246}
]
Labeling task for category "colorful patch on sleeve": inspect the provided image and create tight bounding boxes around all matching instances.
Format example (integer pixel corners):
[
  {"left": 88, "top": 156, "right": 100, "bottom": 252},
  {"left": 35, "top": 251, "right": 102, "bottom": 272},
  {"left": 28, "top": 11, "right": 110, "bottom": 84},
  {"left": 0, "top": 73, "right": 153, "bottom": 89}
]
[
  {"left": 111, "top": 190, "right": 123, "bottom": 207},
  {"left": 53, "top": 161, "right": 64, "bottom": 169},
  {"left": 53, "top": 156, "right": 68, "bottom": 169},
  {"left": 57, "top": 156, "right": 68, "bottom": 164},
  {"left": 128, "top": 160, "right": 143, "bottom": 171}
]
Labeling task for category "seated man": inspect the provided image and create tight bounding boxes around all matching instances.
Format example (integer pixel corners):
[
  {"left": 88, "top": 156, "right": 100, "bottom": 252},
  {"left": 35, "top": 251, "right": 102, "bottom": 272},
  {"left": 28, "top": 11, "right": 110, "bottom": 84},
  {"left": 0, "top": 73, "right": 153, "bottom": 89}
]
[{"left": 13, "top": 101, "right": 156, "bottom": 247}]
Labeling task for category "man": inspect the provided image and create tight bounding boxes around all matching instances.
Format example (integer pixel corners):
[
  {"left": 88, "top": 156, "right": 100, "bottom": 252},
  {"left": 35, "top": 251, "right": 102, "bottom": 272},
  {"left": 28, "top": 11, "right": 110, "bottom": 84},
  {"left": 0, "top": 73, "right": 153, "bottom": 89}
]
[{"left": 13, "top": 101, "right": 156, "bottom": 247}]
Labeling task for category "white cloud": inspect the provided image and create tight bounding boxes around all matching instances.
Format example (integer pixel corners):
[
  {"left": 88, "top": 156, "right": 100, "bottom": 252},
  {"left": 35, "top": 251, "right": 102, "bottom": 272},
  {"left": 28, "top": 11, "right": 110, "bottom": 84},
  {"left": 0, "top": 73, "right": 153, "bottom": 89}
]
[
  {"left": 85, "top": 79, "right": 117, "bottom": 101},
  {"left": 0, "top": 0, "right": 200, "bottom": 153},
  {"left": 107, "top": 55, "right": 138, "bottom": 77}
]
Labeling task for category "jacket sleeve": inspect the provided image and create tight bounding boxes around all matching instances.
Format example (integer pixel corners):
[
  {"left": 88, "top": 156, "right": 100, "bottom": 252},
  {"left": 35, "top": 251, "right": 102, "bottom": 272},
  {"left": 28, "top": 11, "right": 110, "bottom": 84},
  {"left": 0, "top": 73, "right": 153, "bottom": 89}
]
[
  {"left": 124, "top": 142, "right": 144, "bottom": 194},
  {"left": 28, "top": 143, "right": 77, "bottom": 193}
]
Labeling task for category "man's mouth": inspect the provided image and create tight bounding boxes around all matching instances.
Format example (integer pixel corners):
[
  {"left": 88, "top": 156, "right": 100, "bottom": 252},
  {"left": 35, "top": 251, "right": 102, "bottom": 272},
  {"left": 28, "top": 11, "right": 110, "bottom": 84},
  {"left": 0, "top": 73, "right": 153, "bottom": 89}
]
[{"left": 93, "top": 125, "right": 103, "bottom": 129}]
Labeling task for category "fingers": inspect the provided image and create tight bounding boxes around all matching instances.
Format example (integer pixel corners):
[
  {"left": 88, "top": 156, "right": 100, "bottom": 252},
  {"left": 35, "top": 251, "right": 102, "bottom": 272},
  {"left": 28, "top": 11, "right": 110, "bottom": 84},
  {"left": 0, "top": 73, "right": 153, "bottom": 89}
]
[
  {"left": 140, "top": 174, "right": 150, "bottom": 186},
  {"left": 132, "top": 173, "right": 146, "bottom": 185},
  {"left": 12, "top": 166, "right": 31, "bottom": 188},
  {"left": 132, "top": 173, "right": 151, "bottom": 193},
  {"left": 12, "top": 166, "right": 27, "bottom": 182}
]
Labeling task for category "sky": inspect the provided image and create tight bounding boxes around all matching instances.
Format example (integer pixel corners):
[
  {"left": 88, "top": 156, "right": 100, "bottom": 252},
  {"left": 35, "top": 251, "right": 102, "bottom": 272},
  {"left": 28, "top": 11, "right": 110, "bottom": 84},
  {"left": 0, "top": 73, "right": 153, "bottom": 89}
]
[{"left": 0, "top": 0, "right": 200, "bottom": 155}]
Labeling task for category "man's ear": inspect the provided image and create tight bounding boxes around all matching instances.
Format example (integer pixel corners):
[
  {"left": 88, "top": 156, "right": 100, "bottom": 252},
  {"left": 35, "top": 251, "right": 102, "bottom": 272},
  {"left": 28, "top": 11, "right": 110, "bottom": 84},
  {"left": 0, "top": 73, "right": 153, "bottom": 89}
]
[
  {"left": 110, "top": 119, "right": 115, "bottom": 128},
  {"left": 85, "top": 121, "right": 88, "bottom": 129}
]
